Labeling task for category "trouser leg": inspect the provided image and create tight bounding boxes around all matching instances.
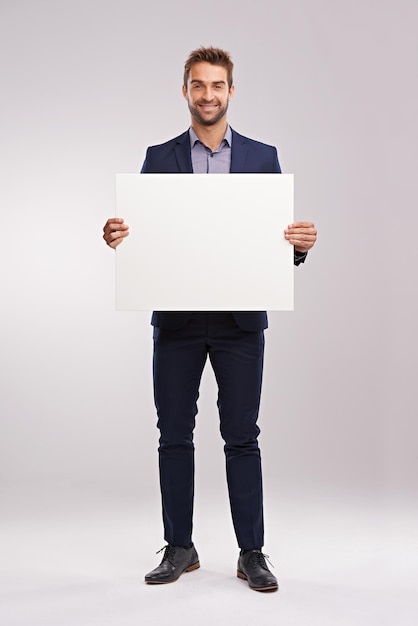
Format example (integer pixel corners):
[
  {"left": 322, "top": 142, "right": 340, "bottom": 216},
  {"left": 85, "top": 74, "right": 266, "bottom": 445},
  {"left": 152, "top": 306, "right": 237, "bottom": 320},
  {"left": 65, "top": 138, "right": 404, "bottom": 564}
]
[
  {"left": 208, "top": 314, "right": 265, "bottom": 550},
  {"left": 152, "top": 321, "right": 207, "bottom": 546}
]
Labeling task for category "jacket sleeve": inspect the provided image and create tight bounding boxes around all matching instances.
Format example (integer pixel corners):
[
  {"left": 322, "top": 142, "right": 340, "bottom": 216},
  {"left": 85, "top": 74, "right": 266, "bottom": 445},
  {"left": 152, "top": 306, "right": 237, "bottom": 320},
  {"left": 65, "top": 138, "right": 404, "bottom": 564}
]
[
  {"left": 274, "top": 147, "right": 308, "bottom": 266},
  {"left": 273, "top": 147, "right": 281, "bottom": 173},
  {"left": 294, "top": 250, "right": 308, "bottom": 265},
  {"left": 140, "top": 147, "right": 151, "bottom": 173}
]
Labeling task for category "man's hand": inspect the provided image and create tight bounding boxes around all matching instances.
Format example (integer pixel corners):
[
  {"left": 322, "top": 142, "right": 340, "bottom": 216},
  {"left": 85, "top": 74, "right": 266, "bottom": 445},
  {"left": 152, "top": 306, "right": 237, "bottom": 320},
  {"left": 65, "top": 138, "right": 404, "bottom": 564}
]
[
  {"left": 284, "top": 221, "right": 317, "bottom": 253},
  {"left": 103, "top": 218, "right": 129, "bottom": 248}
]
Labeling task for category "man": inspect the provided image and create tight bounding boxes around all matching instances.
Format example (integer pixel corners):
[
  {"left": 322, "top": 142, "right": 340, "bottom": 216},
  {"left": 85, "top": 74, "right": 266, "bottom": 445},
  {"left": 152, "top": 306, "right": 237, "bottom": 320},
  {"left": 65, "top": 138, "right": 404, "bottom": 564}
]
[{"left": 103, "top": 47, "right": 317, "bottom": 592}]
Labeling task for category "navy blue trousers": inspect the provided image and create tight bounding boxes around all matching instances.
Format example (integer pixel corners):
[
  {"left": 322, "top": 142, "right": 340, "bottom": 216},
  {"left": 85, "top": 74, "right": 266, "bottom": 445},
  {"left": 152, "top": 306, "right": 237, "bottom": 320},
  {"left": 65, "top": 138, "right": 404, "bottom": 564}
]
[{"left": 153, "top": 312, "right": 265, "bottom": 550}]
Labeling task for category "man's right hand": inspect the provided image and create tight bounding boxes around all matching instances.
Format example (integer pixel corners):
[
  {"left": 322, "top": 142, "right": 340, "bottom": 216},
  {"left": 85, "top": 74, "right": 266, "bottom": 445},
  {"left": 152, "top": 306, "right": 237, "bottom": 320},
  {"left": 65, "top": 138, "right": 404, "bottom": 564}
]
[{"left": 103, "top": 218, "right": 130, "bottom": 248}]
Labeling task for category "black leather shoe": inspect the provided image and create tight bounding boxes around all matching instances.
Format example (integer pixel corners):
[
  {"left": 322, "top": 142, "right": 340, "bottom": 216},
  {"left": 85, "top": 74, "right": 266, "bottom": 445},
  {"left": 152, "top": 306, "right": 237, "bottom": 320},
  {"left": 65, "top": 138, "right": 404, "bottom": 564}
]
[
  {"left": 145, "top": 544, "right": 200, "bottom": 584},
  {"left": 237, "top": 550, "right": 278, "bottom": 591}
]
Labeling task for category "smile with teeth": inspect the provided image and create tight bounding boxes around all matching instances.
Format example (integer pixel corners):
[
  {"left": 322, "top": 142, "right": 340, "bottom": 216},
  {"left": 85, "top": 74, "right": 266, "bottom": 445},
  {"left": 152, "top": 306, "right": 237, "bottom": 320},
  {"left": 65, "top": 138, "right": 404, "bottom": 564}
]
[{"left": 199, "top": 104, "right": 218, "bottom": 111}]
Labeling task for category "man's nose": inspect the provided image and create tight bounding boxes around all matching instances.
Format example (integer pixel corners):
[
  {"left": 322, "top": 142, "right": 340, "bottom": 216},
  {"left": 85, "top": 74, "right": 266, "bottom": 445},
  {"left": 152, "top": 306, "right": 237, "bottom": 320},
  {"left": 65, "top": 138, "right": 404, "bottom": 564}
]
[{"left": 202, "top": 88, "right": 214, "bottom": 101}]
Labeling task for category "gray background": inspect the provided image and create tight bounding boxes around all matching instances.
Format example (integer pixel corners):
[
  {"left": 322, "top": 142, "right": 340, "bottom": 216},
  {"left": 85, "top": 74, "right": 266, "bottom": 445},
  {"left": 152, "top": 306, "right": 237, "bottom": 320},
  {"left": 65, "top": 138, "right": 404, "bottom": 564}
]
[{"left": 0, "top": 1, "right": 417, "bottom": 624}]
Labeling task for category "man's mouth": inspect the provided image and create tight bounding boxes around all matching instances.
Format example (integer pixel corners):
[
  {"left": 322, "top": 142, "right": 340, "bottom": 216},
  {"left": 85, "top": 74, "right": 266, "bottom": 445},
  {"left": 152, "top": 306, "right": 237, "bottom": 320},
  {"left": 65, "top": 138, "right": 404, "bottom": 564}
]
[{"left": 198, "top": 104, "right": 218, "bottom": 111}]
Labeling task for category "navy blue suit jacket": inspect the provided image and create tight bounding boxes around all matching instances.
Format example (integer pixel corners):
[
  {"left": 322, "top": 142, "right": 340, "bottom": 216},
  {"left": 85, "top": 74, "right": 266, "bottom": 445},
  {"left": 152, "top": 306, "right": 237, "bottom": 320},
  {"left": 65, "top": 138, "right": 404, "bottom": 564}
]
[{"left": 141, "top": 129, "right": 306, "bottom": 331}]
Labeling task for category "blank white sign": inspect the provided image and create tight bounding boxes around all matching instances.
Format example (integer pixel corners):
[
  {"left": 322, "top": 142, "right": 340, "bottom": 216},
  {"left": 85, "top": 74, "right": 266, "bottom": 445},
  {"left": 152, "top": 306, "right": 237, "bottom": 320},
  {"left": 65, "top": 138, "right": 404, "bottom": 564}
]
[{"left": 115, "top": 174, "right": 294, "bottom": 311}]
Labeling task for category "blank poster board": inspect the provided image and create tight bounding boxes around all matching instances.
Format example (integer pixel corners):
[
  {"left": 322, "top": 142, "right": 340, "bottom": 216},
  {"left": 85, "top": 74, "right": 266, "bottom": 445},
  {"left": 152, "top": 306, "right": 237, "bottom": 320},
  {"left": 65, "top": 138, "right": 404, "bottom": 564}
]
[{"left": 115, "top": 174, "right": 294, "bottom": 311}]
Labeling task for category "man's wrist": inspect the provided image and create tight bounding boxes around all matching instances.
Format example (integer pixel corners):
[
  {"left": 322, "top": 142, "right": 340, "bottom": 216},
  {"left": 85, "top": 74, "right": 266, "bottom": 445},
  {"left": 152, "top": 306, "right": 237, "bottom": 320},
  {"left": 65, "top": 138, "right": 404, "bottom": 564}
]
[
  {"left": 294, "top": 249, "right": 308, "bottom": 265},
  {"left": 294, "top": 249, "right": 307, "bottom": 258}
]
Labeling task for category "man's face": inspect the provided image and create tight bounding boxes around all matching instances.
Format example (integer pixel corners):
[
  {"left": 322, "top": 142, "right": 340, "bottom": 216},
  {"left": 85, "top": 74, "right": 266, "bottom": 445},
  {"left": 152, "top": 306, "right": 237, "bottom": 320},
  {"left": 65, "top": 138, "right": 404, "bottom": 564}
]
[{"left": 182, "top": 62, "right": 234, "bottom": 126}]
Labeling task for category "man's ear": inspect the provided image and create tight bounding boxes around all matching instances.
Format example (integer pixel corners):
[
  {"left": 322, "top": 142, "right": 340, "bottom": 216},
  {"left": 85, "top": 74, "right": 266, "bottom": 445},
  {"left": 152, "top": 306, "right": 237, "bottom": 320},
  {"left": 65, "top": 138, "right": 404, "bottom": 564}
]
[
  {"left": 228, "top": 85, "right": 235, "bottom": 101},
  {"left": 182, "top": 85, "right": 187, "bottom": 100}
]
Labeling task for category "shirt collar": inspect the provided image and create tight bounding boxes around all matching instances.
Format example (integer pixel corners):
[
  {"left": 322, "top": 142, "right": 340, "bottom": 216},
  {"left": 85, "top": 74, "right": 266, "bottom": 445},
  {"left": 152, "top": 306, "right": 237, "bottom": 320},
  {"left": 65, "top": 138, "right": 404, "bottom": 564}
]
[{"left": 189, "top": 125, "right": 232, "bottom": 149}]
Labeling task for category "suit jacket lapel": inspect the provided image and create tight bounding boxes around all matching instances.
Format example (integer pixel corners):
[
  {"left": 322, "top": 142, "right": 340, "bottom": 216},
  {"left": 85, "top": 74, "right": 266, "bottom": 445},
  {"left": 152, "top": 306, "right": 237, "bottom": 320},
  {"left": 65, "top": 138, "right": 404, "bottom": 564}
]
[
  {"left": 174, "top": 131, "right": 193, "bottom": 173},
  {"left": 230, "top": 129, "right": 248, "bottom": 173}
]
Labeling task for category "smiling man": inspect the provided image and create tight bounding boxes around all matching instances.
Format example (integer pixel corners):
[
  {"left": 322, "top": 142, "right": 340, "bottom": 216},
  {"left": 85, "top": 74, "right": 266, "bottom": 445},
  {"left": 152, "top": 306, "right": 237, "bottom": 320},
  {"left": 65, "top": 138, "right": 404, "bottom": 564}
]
[
  {"left": 184, "top": 63, "right": 233, "bottom": 128},
  {"left": 103, "top": 47, "right": 317, "bottom": 592}
]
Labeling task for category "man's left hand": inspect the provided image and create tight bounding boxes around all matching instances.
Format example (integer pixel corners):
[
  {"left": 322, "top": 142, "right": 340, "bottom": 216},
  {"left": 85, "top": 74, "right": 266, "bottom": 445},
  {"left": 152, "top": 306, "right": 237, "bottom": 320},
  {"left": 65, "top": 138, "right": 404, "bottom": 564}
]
[{"left": 284, "top": 221, "right": 317, "bottom": 253}]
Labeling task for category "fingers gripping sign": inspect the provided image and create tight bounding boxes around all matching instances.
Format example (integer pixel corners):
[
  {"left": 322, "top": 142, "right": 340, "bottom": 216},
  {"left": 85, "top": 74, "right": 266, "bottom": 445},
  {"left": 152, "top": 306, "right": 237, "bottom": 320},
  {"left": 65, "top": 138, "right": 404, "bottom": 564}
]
[
  {"left": 103, "top": 217, "right": 130, "bottom": 249},
  {"left": 284, "top": 221, "right": 317, "bottom": 253}
]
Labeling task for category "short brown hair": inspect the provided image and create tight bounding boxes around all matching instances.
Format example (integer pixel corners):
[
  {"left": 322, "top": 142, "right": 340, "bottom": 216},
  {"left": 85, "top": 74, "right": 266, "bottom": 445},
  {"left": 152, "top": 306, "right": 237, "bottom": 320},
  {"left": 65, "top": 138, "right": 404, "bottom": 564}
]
[{"left": 183, "top": 47, "right": 234, "bottom": 88}]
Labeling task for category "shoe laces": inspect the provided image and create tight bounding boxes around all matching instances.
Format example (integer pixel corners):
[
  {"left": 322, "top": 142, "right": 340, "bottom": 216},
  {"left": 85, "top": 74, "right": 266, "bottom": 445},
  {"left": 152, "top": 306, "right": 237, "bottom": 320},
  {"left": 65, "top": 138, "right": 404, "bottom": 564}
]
[
  {"left": 156, "top": 544, "right": 177, "bottom": 565},
  {"left": 247, "top": 550, "right": 275, "bottom": 569}
]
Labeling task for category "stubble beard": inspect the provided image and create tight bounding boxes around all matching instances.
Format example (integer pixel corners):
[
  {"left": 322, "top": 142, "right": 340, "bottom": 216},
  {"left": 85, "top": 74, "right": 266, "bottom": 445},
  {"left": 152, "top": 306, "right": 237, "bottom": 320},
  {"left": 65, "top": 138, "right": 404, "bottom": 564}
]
[{"left": 188, "top": 100, "right": 229, "bottom": 126}]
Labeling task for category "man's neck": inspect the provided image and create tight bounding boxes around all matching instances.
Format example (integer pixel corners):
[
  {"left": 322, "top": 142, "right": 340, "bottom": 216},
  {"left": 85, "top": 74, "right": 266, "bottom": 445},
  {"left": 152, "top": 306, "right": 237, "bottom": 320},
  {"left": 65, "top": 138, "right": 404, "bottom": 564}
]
[{"left": 191, "top": 120, "right": 228, "bottom": 152}]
